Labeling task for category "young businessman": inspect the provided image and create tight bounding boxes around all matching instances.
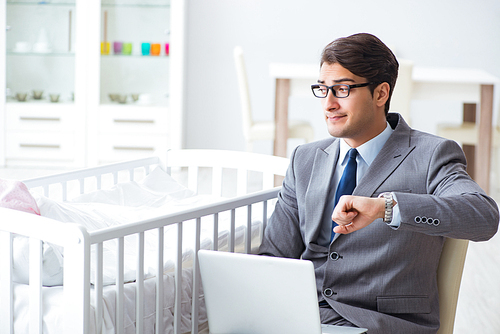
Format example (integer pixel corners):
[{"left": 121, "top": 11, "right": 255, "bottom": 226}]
[{"left": 258, "top": 33, "right": 499, "bottom": 333}]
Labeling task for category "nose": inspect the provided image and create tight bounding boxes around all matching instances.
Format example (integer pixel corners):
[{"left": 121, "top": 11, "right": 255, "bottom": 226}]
[{"left": 322, "top": 91, "right": 340, "bottom": 112}]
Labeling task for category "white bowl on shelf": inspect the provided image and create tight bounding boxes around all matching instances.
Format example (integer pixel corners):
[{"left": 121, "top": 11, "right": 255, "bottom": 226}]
[
  {"left": 12, "top": 41, "right": 31, "bottom": 53},
  {"left": 33, "top": 43, "right": 52, "bottom": 54}
]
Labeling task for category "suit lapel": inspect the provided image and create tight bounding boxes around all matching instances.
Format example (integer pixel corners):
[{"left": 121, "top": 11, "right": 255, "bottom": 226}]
[
  {"left": 304, "top": 140, "right": 339, "bottom": 243},
  {"left": 354, "top": 114, "right": 415, "bottom": 197}
]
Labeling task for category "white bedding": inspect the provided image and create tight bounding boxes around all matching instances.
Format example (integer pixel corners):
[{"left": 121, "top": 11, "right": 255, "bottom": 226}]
[{"left": 12, "top": 166, "right": 265, "bottom": 333}]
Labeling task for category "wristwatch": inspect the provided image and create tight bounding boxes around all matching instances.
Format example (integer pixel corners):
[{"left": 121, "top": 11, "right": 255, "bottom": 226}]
[{"left": 378, "top": 192, "right": 394, "bottom": 223}]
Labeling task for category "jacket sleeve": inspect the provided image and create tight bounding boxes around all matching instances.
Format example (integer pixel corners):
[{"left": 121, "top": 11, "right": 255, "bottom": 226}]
[{"left": 395, "top": 139, "right": 499, "bottom": 241}]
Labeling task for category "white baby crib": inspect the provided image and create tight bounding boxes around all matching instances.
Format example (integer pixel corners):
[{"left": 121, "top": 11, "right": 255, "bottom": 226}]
[{"left": 0, "top": 149, "right": 290, "bottom": 334}]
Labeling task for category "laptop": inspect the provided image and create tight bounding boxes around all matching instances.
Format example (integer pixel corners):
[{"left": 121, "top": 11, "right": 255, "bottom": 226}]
[{"left": 198, "top": 250, "right": 367, "bottom": 334}]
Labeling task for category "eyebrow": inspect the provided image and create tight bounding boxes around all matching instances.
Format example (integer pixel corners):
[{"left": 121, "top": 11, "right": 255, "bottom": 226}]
[{"left": 317, "top": 78, "right": 356, "bottom": 84}]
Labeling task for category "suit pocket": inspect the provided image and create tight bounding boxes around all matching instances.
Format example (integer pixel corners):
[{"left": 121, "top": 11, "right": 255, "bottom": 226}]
[
  {"left": 373, "top": 189, "right": 412, "bottom": 198},
  {"left": 377, "top": 295, "right": 431, "bottom": 314}
]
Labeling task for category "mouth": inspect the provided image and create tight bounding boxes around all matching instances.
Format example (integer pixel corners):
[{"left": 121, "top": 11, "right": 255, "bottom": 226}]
[{"left": 327, "top": 114, "right": 347, "bottom": 122}]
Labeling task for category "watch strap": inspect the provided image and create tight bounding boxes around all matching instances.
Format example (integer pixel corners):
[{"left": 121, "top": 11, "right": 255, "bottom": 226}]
[{"left": 378, "top": 192, "right": 393, "bottom": 223}]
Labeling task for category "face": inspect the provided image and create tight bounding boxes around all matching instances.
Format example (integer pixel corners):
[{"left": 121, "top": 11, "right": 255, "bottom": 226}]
[{"left": 318, "top": 62, "right": 388, "bottom": 147}]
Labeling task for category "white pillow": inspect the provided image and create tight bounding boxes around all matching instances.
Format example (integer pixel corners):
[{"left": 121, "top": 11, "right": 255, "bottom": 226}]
[{"left": 71, "top": 166, "right": 195, "bottom": 207}]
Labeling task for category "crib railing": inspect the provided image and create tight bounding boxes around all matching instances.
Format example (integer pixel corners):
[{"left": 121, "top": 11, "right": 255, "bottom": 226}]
[{"left": 0, "top": 151, "right": 287, "bottom": 334}]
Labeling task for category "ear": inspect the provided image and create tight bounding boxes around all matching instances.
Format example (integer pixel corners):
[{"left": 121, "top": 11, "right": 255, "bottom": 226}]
[{"left": 374, "top": 82, "right": 390, "bottom": 108}]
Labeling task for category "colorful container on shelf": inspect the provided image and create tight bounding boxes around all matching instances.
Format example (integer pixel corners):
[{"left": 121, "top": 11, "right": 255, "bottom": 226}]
[
  {"left": 141, "top": 42, "right": 151, "bottom": 56},
  {"left": 150, "top": 43, "right": 161, "bottom": 56},
  {"left": 113, "top": 42, "right": 123, "bottom": 54},
  {"left": 122, "top": 43, "right": 132, "bottom": 55},
  {"left": 100, "top": 41, "right": 110, "bottom": 55},
  {"left": 100, "top": 42, "right": 169, "bottom": 56}
]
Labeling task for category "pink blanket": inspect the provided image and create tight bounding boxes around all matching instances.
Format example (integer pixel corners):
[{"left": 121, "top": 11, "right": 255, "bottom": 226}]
[{"left": 0, "top": 179, "right": 40, "bottom": 215}]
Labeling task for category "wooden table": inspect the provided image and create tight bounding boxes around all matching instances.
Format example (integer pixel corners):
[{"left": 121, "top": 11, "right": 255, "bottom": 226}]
[{"left": 269, "top": 63, "right": 499, "bottom": 193}]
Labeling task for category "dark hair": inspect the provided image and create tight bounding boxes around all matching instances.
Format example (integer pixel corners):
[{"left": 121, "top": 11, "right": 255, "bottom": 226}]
[{"left": 320, "top": 33, "right": 399, "bottom": 114}]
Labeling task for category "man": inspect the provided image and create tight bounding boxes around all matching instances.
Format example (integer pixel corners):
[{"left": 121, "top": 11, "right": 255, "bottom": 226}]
[{"left": 258, "top": 33, "right": 499, "bottom": 333}]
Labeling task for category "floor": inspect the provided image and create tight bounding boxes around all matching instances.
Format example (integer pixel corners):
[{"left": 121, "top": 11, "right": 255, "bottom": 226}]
[{"left": 1, "top": 160, "right": 500, "bottom": 334}]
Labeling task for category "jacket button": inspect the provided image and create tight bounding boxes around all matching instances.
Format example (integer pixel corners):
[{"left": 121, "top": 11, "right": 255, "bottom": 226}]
[
  {"left": 324, "top": 288, "right": 336, "bottom": 297},
  {"left": 330, "top": 252, "right": 341, "bottom": 261}
]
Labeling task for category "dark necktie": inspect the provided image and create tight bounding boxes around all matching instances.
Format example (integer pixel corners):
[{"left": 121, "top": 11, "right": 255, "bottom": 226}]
[{"left": 331, "top": 148, "right": 358, "bottom": 241}]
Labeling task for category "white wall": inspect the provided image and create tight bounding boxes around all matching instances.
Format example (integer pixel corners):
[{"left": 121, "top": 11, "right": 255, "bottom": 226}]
[{"left": 184, "top": 0, "right": 500, "bottom": 155}]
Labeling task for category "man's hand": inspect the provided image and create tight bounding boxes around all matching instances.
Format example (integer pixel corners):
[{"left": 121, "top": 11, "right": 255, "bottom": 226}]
[{"left": 331, "top": 195, "right": 386, "bottom": 234}]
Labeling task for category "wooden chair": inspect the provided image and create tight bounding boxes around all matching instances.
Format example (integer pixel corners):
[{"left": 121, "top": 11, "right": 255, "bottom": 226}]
[
  {"left": 437, "top": 238, "right": 469, "bottom": 334},
  {"left": 389, "top": 58, "right": 414, "bottom": 124},
  {"left": 233, "top": 46, "right": 314, "bottom": 152}
]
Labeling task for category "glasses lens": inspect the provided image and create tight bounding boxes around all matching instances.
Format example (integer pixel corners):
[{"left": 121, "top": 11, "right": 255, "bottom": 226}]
[
  {"left": 333, "top": 85, "right": 350, "bottom": 98},
  {"left": 312, "top": 85, "right": 327, "bottom": 98}
]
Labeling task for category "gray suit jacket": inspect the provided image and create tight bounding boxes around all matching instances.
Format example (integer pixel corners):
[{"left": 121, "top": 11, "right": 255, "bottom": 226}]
[{"left": 259, "top": 113, "right": 499, "bottom": 333}]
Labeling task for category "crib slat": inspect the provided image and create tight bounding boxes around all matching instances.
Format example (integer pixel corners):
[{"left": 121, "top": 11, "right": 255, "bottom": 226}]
[
  {"left": 136, "top": 232, "right": 145, "bottom": 334},
  {"left": 79, "top": 178, "right": 85, "bottom": 194},
  {"left": 188, "top": 166, "right": 198, "bottom": 193},
  {"left": 116, "top": 237, "right": 125, "bottom": 334},
  {"left": 62, "top": 181, "right": 68, "bottom": 201},
  {"left": 236, "top": 168, "right": 247, "bottom": 196},
  {"left": 245, "top": 205, "right": 252, "bottom": 254},
  {"left": 173, "top": 223, "right": 183, "bottom": 334},
  {"left": 191, "top": 218, "right": 202, "bottom": 334},
  {"left": 212, "top": 166, "right": 223, "bottom": 196},
  {"left": 94, "top": 243, "right": 104, "bottom": 334},
  {"left": 96, "top": 175, "right": 102, "bottom": 190},
  {"left": 212, "top": 213, "right": 219, "bottom": 251},
  {"left": 262, "top": 200, "right": 268, "bottom": 243},
  {"left": 0, "top": 232, "right": 14, "bottom": 334},
  {"left": 229, "top": 209, "right": 236, "bottom": 252},
  {"left": 29, "top": 238, "right": 43, "bottom": 334},
  {"left": 156, "top": 227, "right": 164, "bottom": 334}
]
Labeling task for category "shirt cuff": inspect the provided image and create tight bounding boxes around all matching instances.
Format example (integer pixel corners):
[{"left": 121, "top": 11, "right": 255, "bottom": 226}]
[{"left": 387, "top": 192, "right": 401, "bottom": 229}]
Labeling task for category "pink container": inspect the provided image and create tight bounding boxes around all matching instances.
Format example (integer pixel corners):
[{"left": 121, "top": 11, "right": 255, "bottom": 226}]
[{"left": 113, "top": 41, "right": 123, "bottom": 54}]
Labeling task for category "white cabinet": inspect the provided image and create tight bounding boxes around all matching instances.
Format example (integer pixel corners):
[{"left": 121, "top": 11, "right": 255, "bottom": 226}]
[{"left": 1, "top": 0, "right": 185, "bottom": 167}]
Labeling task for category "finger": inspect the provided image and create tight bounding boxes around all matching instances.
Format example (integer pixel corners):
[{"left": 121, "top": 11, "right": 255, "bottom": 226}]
[
  {"left": 333, "top": 222, "right": 359, "bottom": 234},
  {"left": 332, "top": 211, "right": 358, "bottom": 225}
]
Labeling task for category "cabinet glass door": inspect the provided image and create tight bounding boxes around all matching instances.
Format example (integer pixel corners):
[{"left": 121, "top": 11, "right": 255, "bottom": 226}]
[
  {"left": 6, "top": 0, "right": 76, "bottom": 104},
  {"left": 100, "top": 0, "right": 170, "bottom": 106}
]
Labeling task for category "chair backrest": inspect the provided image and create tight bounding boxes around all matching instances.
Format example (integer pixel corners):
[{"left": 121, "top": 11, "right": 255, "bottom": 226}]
[
  {"left": 390, "top": 58, "right": 413, "bottom": 124},
  {"left": 233, "top": 46, "right": 254, "bottom": 138},
  {"left": 436, "top": 238, "right": 469, "bottom": 334}
]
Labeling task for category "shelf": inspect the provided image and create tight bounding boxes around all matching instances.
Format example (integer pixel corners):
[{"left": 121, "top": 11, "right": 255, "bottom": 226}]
[
  {"left": 6, "top": 100, "right": 74, "bottom": 105},
  {"left": 101, "top": 1, "right": 169, "bottom": 8},
  {"left": 7, "top": 51, "right": 75, "bottom": 57},
  {"left": 2, "top": 0, "right": 184, "bottom": 167},
  {"left": 100, "top": 54, "right": 170, "bottom": 58},
  {"left": 6, "top": 0, "right": 169, "bottom": 7},
  {"left": 6, "top": 1, "right": 76, "bottom": 6},
  {"left": 102, "top": 4, "right": 170, "bottom": 8}
]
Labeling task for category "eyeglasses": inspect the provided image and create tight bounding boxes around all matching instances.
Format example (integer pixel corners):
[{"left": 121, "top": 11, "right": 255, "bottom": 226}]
[{"left": 311, "top": 82, "right": 380, "bottom": 98}]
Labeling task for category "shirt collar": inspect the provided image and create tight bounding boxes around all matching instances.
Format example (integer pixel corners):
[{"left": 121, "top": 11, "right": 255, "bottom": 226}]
[{"left": 339, "top": 122, "right": 393, "bottom": 167}]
